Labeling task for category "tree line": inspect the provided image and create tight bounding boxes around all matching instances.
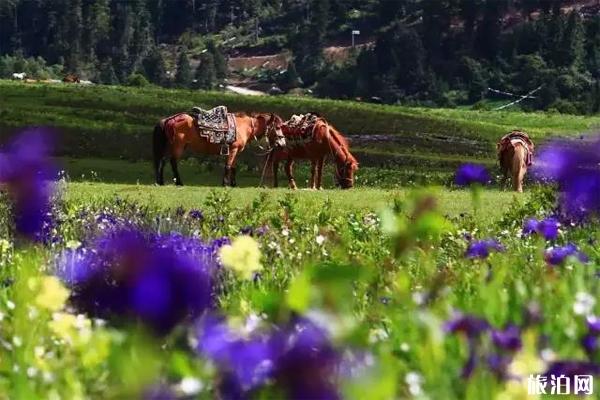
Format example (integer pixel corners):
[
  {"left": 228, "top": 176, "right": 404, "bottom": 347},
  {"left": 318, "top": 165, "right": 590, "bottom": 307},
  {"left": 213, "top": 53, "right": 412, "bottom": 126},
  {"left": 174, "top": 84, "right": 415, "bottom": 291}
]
[{"left": 1, "top": 0, "right": 600, "bottom": 112}]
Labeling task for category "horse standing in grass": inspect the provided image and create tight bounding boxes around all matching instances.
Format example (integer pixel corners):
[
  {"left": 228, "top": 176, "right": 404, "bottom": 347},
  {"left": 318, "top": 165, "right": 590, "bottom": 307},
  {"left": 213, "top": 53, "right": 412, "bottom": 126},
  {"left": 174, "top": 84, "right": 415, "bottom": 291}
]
[
  {"left": 268, "top": 114, "right": 358, "bottom": 189},
  {"left": 497, "top": 131, "right": 534, "bottom": 193},
  {"left": 153, "top": 112, "right": 285, "bottom": 187}
]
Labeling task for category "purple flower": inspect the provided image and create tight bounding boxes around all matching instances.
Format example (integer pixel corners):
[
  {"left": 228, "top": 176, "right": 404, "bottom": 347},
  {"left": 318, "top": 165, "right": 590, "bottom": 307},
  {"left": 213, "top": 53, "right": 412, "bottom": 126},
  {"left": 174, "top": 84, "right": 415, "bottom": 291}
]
[
  {"left": 196, "top": 315, "right": 275, "bottom": 390},
  {"left": 240, "top": 226, "right": 253, "bottom": 235},
  {"left": 455, "top": 163, "right": 491, "bottom": 187},
  {"left": 534, "top": 136, "right": 600, "bottom": 218},
  {"left": 444, "top": 314, "right": 489, "bottom": 338},
  {"left": 588, "top": 317, "right": 600, "bottom": 335},
  {"left": 522, "top": 218, "right": 539, "bottom": 235},
  {"left": 196, "top": 317, "right": 342, "bottom": 399},
  {"left": 522, "top": 217, "right": 559, "bottom": 240},
  {"left": 544, "top": 244, "right": 588, "bottom": 266},
  {"left": 491, "top": 325, "right": 522, "bottom": 352},
  {"left": 582, "top": 334, "right": 598, "bottom": 356},
  {"left": 188, "top": 209, "right": 204, "bottom": 220},
  {"left": 545, "top": 360, "right": 600, "bottom": 380},
  {"left": 465, "top": 239, "right": 504, "bottom": 259},
  {"left": 255, "top": 225, "right": 270, "bottom": 236},
  {"left": 56, "top": 228, "right": 217, "bottom": 335},
  {"left": 0, "top": 128, "right": 57, "bottom": 241}
]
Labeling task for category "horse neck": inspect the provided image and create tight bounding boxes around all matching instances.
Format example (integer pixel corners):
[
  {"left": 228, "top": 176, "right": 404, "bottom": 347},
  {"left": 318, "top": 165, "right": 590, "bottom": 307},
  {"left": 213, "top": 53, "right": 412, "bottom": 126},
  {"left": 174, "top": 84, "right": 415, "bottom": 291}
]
[
  {"left": 326, "top": 128, "right": 349, "bottom": 163},
  {"left": 249, "top": 116, "right": 268, "bottom": 139}
]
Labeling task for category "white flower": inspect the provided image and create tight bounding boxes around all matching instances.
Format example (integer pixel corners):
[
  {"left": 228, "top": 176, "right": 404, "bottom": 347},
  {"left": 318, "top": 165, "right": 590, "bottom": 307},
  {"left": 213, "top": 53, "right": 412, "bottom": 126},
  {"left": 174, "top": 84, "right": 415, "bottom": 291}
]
[
  {"left": 178, "top": 377, "right": 203, "bottom": 395},
  {"left": 6, "top": 300, "right": 15, "bottom": 310},
  {"left": 400, "top": 342, "right": 410, "bottom": 352},
  {"left": 316, "top": 234, "right": 326, "bottom": 245},
  {"left": 368, "top": 328, "right": 389, "bottom": 344},
  {"left": 13, "top": 337, "right": 22, "bottom": 347},
  {"left": 574, "top": 292, "right": 596, "bottom": 316},
  {"left": 405, "top": 372, "right": 424, "bottom": 396},
  {"left": 281, "top": 228, "right": 290, "bottom": 237}
]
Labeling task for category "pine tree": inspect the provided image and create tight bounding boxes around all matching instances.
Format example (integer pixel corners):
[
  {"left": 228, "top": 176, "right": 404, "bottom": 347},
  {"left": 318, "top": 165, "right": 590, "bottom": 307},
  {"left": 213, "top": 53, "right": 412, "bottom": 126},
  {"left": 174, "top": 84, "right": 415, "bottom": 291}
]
[
  {"left": 98, "top": 59, "right": 118, "bottom": 84},
  {"left": 143, "top": 48, "right": 166, "bottom": 85},
  {"left": 561, "top": 12, "right": 585, "bottom": 69},
  {"left": 195, "top": 52, "right": 216, "bottom": 90},
  {"left": 175, "top": 49, "right": 192, "bottom": 87},
  {"left": 279, "top": 60, "right": 301, "bottom": 90},
  {"left": 206, "top": 40, "right": 227, "bottom": 80}
]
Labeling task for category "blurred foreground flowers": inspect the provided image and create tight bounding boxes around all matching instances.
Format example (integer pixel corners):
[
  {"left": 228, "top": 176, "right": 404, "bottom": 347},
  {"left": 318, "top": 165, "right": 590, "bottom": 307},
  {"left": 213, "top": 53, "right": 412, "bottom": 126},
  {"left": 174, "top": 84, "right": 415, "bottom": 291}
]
[{"left": 0, "top": 128, "right": 57, "bottom": 241}]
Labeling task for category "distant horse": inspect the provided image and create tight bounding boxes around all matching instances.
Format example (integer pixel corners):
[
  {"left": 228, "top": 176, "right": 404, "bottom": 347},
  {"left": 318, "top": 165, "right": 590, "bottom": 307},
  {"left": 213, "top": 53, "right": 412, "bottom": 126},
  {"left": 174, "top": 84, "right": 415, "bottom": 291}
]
[
  {"left": 153, "top": 112, "right": 286, "bottom": 186},
  {"left": 269, "top": 114, "right": 358, "bottom": 189},
  {"left": 63, "top": 74, "right": 80, "bottom": 83},
  {"left": 497, "top": 131, "right": 534, "bottom": 193}
]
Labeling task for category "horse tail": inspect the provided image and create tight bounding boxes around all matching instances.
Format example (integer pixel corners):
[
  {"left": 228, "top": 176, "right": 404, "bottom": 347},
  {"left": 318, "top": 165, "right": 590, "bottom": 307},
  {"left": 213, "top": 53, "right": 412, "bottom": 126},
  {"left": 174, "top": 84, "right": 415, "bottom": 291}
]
[
  {"left": 512, "top": 143, "right": 527, "bottom": 192},
  {"left": 153, "top": 121, "right": 167, "bottom": 179}
]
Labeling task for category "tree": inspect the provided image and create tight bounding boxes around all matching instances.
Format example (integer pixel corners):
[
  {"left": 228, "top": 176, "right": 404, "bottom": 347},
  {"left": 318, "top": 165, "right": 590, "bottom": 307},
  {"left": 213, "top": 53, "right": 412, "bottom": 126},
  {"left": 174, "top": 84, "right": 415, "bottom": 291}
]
[
  {"left": 143, "top": 48, "right": 166, "bottom": 85},
  {"left": 560, "top": 12, "right": 585, "bottom": 69},
  {"left": 195, "top": 52, "right": 216, "bottom": 90},
  {"left": 175, "top": 49, "right": 192, "bottom": 87},
  {"left": 98, "top": 59, "right": 119, "bottom": 84},
  {"left": 279, "top": 60, "right": 301, "bottom": 91},
  {"left": 206, "top": 40, "right": 227, "bottom": 80}
]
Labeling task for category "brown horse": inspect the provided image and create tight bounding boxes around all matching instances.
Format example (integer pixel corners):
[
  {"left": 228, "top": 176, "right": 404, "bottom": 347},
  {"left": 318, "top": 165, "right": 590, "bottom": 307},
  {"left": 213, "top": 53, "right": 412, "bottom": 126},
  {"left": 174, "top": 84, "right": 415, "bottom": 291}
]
[
  {"left": 269, "top": 115, "right": 358, "bottom": 189},
  {"left": 153, "top": 112, "right": 285, "bottom": 186},
  {"left": 497, "top": 131, "right": 534, "bottom": 193}
]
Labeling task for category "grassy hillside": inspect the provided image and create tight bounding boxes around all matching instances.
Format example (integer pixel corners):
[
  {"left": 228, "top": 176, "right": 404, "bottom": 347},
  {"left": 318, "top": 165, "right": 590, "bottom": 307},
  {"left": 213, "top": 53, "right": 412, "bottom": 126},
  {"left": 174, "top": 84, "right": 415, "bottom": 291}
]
[{"left": 2, "top": 80, "right": 599, "bottom": 180}]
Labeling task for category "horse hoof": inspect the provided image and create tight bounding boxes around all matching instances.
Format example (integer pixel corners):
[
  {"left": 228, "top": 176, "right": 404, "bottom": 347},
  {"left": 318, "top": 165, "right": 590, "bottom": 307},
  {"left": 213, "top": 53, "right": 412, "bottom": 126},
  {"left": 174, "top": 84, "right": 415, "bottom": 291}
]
[{"left": 317, "top": 187, "right": 323, "bottom": 190}]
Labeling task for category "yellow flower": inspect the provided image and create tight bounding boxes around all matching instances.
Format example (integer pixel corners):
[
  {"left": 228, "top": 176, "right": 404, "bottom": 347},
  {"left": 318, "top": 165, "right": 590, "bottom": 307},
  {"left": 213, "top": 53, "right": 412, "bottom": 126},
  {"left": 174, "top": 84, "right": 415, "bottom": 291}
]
[
  {"left": 48, "top": 312, "right": 78, "bottom": 344},
  {"left": 219, "top": 236, "right": 262, "bottom": 279},
  {"left": 29, "top": 276, "right": 70, "bottom": 311},
  {"left": 48, "top": 312, "right": 92, "bottom": 346}
]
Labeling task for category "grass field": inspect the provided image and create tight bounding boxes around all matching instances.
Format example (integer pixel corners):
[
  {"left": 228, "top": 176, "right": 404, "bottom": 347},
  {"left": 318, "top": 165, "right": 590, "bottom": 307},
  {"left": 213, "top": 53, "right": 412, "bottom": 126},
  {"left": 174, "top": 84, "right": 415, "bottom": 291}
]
[{"left": 65, "top": 182, "right": 525, "bottom": 222}]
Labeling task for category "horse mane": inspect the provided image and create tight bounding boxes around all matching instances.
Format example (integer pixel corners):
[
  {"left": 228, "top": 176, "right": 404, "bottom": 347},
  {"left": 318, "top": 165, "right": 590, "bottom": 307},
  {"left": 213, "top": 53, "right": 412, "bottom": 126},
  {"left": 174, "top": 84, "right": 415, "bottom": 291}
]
[{"left": 327, "top": 125, "right": 357, "bottom": 166}]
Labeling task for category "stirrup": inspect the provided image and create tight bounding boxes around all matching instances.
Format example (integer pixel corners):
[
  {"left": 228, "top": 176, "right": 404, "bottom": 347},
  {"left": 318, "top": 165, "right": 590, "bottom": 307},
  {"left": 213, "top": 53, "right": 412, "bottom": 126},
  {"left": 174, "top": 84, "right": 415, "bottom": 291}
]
[{"left": 220, "top": 144, "right": 229, "bottom": 156}]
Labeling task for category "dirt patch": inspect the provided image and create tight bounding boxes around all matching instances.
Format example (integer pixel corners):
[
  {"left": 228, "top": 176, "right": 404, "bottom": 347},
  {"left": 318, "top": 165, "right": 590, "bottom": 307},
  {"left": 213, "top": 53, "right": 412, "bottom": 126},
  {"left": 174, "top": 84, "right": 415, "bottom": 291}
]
[{"left": 229, "top": 53, "right": 289, "bottom": 71}]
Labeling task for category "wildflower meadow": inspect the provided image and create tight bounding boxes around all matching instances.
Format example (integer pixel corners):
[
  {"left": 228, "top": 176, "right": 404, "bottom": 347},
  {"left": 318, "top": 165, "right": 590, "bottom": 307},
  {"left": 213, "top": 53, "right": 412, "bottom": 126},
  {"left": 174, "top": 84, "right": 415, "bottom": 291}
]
[{"left": 0, "top": 127, "right": 599, "bottom": 399}]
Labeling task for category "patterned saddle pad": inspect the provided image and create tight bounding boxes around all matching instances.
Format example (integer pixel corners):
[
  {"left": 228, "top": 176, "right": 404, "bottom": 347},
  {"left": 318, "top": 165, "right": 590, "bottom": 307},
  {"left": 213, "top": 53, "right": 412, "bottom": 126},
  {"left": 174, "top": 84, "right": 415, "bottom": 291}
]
[
  {"left": 283, "top": 113, "right": 321, "bottom": 147},
  {"left": 191, "top": 106, "right": 237, "bottom": 144}
]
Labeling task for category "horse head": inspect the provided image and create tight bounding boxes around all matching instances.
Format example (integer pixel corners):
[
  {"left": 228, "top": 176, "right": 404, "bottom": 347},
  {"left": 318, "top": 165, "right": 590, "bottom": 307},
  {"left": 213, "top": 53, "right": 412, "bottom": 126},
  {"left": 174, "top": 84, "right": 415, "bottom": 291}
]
[
  {"left": 335, "top": 154, "right": 359, "bottom": 189},
  {"left": 256, "top": 113, "right": 286, "bottom": 148}
]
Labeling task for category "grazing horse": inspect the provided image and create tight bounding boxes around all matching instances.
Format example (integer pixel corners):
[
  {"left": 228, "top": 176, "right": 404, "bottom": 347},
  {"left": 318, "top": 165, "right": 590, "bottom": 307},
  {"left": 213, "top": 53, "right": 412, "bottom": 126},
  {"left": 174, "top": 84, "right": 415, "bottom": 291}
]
[
  {"left": 269, "top": 114, "right": 358, "bottom": 189},
  {"left": 153, "top": 112, "right": 285, "bottom": 186},
  {"left": 497, "top": 131, "right": 534, "bottom": 193},
  {"left": 63, "top": 74, "right": 80, "bottom": 83}
]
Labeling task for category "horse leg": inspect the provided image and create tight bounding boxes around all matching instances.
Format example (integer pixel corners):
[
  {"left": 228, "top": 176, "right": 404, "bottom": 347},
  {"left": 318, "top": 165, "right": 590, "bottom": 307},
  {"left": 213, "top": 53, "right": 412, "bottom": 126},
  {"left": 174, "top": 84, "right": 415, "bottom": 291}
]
[
  {"left": 170, "top": 157, "right": 183, "bottom": 186},
  {"left": 309, "top": 160, "right": 317, "bottom": 190},
  {"left": 223, "top": 148, "right": 239, "bottom": 187},
  {"left": 500, "top": 168, "right": 508, "bottom": 190},
  {"left": 156, "top": 158, "right": 166, "bottom": 185},
  {"left": 316, "top": 158, "right": 324, "bottom": 190},
  {"left": 285, "top": 159, "right": 297, "bottom": 189}
]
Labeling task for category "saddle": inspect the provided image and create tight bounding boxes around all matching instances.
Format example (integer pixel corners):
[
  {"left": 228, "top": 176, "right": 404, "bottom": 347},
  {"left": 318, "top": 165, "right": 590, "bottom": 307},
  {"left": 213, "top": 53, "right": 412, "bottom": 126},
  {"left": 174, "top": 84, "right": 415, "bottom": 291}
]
[
  {"left": 497, "top": 130, "right": 534, "bottom": 166},
  {"left": 190, "top": 106, "right": 237, "bottom": 154},
  {"left": 283, "top": 113, "right": 321, "bottom": 147}
]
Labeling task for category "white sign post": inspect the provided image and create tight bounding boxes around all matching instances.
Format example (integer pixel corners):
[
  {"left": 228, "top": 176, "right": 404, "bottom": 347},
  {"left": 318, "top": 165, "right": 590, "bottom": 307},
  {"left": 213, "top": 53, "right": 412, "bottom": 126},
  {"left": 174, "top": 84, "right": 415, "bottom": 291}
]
[{"left": 351, "top": 30, "right": 360, "bottom": 47}]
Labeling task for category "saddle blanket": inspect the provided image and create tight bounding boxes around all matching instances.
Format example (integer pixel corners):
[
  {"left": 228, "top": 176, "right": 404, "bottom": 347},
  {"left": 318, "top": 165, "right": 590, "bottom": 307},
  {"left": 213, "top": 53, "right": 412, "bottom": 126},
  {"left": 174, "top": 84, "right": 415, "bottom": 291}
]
[
  {"left": 283, "top": 113, "right": 321, "bottom": 147},
  {"left": 498, "top": 131, "right": 534, "bottom": 166},
  {"left": 191, "top": 106, "right": 237, "bottom": 144}
]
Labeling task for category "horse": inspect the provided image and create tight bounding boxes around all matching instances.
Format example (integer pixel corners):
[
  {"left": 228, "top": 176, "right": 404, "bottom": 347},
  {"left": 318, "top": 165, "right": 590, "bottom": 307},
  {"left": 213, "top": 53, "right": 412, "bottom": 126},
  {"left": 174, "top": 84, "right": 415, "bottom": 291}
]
[
  {"left": 153, "top": 112, "right": 286, "bottom": 187},
  {"left": 63, "top": 74, "right": 80, "bottom": 83},
  {"left": 268, "top": 114, "right": 358, "bottom": 189},
  {"left": 497, "top": 131, "right": 534, "bottom": 193}
]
